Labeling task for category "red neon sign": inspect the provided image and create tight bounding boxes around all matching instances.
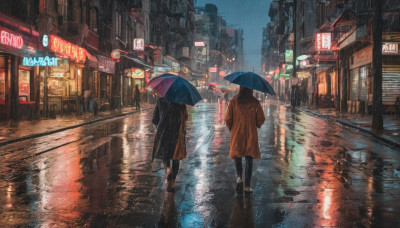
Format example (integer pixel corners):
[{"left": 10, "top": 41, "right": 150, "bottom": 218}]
[
  {"left": 50, "top": 35, "right": 86, "bottom": 62},
  {"left": 0, "top": 30, "right": 23, "bottom": 49},
  {"left": 316, "top": 33, "right": 331, "bottom": 51}
]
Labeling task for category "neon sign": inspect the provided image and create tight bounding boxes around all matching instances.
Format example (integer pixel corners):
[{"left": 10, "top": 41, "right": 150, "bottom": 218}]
[
  {"left": 50, "top": 35, "right": 86, "bottom": 62},
  {"left": 316, "top": 33, "right": 331, "bottom": 51},
  {"left": 22, "top": 56, "right": 58, "bottom": 67},
  {"left": 1, "top": 30, "right": 23, "bottom": 49}
]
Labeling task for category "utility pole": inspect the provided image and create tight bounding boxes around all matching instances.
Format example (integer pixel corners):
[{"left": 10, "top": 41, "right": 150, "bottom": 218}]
[{"left": 372, "top": 0, "right": 384, "bottom": 130}]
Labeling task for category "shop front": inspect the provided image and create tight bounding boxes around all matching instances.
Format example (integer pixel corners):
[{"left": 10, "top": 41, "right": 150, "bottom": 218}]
[
  {"left": 97, "top": 55, "right": 115, "bottom": 110},
  {"left": 347, "top": 45, "right": 371, "bottom": 113},
  {"left": 0, "top": 13, "right": 39, "bottom": 120},
  {"left": 38, "top": 35, "right": 87, "bottom": 116}
]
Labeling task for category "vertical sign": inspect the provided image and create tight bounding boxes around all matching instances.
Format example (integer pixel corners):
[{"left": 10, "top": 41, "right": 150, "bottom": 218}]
[
  {"left": 133, "top": 38, "right": 144, "bottom": 51},
  {"left": 316, "top": 33, "right": 331, "bottom": 51}
]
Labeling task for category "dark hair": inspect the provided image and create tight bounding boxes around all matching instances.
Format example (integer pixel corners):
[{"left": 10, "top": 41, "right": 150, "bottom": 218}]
[{"left": 236, "top": 86, "right": 256, "bottom": 105}]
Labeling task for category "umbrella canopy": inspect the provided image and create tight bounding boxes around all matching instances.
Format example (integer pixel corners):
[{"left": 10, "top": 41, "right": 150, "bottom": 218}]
[
  {"left": 224, "top": 72, "right": 276, "bottom": 95},
  {"left": 147, "top": 73, "right": 202, "bottom": 106},
  {"left": 208, "top": 83, "right": 217, "bottom": 88}
]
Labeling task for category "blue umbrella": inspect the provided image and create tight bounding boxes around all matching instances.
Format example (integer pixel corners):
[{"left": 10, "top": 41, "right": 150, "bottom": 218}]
[
  {"left": 224, "top": 72, "right": 276, "bottom": 95},
  {"left": 147, "top": 73, "right": 202, "bottom": 106}
]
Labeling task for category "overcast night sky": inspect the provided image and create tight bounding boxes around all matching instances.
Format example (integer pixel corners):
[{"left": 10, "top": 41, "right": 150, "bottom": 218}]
[{"left": 195, "top": 0, "right": 271, "bottom": 73}]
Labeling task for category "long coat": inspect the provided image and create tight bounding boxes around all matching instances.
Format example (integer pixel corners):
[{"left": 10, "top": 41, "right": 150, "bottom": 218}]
[
  {"left": 152, "top": 98, "right": 188, "bottom": 161},
  {"left": 224, "top": 96, "right": 265, "bottom": 159}
]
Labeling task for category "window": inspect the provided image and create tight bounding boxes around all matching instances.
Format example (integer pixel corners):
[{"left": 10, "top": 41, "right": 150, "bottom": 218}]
[
  {"left": 116, "top": 11, "right": 122, "bottom": 37},
  {"left": 90, "top": 7, "right": 98, "bottom": 33}
]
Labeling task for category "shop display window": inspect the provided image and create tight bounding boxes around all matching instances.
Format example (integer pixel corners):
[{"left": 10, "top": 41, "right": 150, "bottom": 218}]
[
  {"left": 0, "top": 70, "right": 5, "bottom": 102},
  {"left": 19, "top": 70, "right": 30, "bottom": 101}
]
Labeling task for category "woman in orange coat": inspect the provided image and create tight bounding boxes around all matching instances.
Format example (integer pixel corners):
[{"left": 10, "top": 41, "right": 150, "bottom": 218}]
[{"left": 225, "top": 86, "right": 265, "bottom": 193}]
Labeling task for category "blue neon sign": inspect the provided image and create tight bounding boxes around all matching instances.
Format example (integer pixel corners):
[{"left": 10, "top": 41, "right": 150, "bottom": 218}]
[{"left": 23, "top": 56, "right": 58, "bottom": 67}]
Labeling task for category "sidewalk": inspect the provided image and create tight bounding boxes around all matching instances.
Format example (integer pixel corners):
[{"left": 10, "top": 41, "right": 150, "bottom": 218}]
[
  {"left": 297, "top": 105, "right": 400, "bottom": 150},
  {"left": 0, "top": 103, "right": 154, "bottom": 147}
]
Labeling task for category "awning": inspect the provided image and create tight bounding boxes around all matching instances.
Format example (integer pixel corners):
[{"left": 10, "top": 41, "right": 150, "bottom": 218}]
[
  {"left": 124, "top": 54, "right": 153, "bottom": 68},
  {"left": 85, "top": 52, "right": 98, "bottom": 68},
  {"left": 98, "top": 55, "right": 115, "bottom": 74}
]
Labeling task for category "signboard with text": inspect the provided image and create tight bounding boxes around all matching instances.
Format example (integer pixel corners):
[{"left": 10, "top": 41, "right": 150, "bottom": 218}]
[
  {"left": 50, "top": 35, "right": 86, "bottom": 62},
  {"left": 133, "top": 38, "right": 144, "bottom": 51},
  {"left": 382, "top": 42, "right": 399, "bottom": 55},
  {"left": 316, "top": 33, "right": 331, "bottom": 51}
]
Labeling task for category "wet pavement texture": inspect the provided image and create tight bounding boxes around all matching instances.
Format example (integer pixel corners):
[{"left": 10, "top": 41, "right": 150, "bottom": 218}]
[
  {"left": 0, "top": 104, "right": 152, "bottom": 145},
  {"left": 1, "top": 101, "right": 400, "bottom": 227}
]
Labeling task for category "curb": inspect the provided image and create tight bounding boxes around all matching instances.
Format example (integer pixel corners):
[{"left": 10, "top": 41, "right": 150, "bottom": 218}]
[
  {"left": 336, "top": 119, "right": 400, "bottom": 150},
  {"left": 0, "top": 107, "right": 152, "bottom": 148},
  {"left": 297, "top": 107, "right": 400, "bottom": 150}
]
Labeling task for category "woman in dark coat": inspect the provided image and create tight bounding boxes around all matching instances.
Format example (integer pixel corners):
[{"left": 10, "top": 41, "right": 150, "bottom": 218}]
[{"left": 152, "top": 97, "right": 188, "bottom": 192}]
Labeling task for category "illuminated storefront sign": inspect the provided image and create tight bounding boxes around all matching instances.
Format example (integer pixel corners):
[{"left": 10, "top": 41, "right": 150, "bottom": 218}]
[
  {"left": 382, "top": 42, "right": 398, "bottom": 55},
  {"left": 285, "top": 50, "right": 293, "bottom": 63},
  {"left": 316, "top": 33, "right": 331, "bottom": 51},
  {"left": 22, "top": 56, "right": 58, "bottom": 66},
  {"left": 194, "top": 41, "right": 205, "bottom": 47},
  {"left": 49, "top": 35, "right": 86, "bottom": 62},
  {"left": 133, "top": 38, "right": 144, "bottom": 51},
  {"left": 131, "top": 68, "right": 144, "bottom": 78},
  {"left": 1, "top": 29, "right": 23, "bottom": 49}
]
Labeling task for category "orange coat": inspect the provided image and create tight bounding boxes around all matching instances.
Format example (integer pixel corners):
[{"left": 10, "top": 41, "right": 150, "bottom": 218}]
[{"left": 224, "top": 97, "right": 265, "bottom": 159}]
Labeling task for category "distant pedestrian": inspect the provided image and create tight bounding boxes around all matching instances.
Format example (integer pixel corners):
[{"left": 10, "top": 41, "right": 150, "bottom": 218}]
[
  {"left": 225, "top": 86, "right": 265, "bottom": 193},
  {"left": 134, "top": 84, "right": 141, "bottom": 110},
  {"left": 224, "top": 92, "right": 229, "bottom": 104},
  {"left": 152, "top": 97, "right": 188, "bottom": 192}
]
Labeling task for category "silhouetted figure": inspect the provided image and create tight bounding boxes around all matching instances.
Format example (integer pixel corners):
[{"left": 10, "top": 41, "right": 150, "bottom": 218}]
[{"left": 134, "top": 84, "right": 141, "bottom": 110}]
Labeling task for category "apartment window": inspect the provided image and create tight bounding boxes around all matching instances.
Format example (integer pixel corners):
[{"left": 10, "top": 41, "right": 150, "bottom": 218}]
[
  {"left": 55, "top": 0, "right": 68, "bottom": 20},
  {"left": 116, "top": 11, "right": 122, "bottom": 37},
  {"left": 90, "top": 7, "right": 98, "bottom": 33}
]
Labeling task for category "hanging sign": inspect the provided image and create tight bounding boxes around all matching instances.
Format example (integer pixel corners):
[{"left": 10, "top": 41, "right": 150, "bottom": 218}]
[
  {"left": 22, "top": 56, "right": 58, "bottom": 66},
  {"left": 0, "top": 29, "right": 23, "bottom": 49},
  {"left": 316, "top": 33, "right": 331, "bottom": 51},
  {"left": 49, "top": 35, "right": 86, "bottom": 62},
  {"left": 111, "top": 49, "right": 121, "bottom": 59},
  {"left": 133, "top": 38, "right": 144, "bottom": 51}
]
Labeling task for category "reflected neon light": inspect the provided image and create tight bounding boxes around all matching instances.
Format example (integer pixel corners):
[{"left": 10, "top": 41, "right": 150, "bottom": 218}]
[
  {"left": 1, "top": 30, "right": 23, "bottom": 49},
  {"left": 23, "top": 56, "right": 58, "bottom": 66}
]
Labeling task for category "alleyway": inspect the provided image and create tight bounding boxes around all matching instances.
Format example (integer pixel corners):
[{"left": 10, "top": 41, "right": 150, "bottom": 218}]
[{"left": 1, "top": 101, "right": 400, "bottom": 227}]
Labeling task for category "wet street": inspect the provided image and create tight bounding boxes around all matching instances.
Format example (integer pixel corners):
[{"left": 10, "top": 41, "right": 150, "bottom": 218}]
[{"left": 1, "top": 101, "right": 400, "bottom": 227}]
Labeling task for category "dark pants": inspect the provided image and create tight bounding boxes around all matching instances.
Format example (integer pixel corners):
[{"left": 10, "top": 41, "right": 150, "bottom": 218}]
[
  {"left": 234, "top": 156, "right": 253, "bottom": 187},
  {"left": 135, "top": 99, "right": 140, "bottom": 110},
  {"left": 163, "top": 159, "right": 180, "bottom": 180}
]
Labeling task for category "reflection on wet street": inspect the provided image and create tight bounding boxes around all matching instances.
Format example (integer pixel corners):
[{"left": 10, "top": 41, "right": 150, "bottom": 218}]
[{"left": 1, "top": 101, "right": 400, "bottom": 227}]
